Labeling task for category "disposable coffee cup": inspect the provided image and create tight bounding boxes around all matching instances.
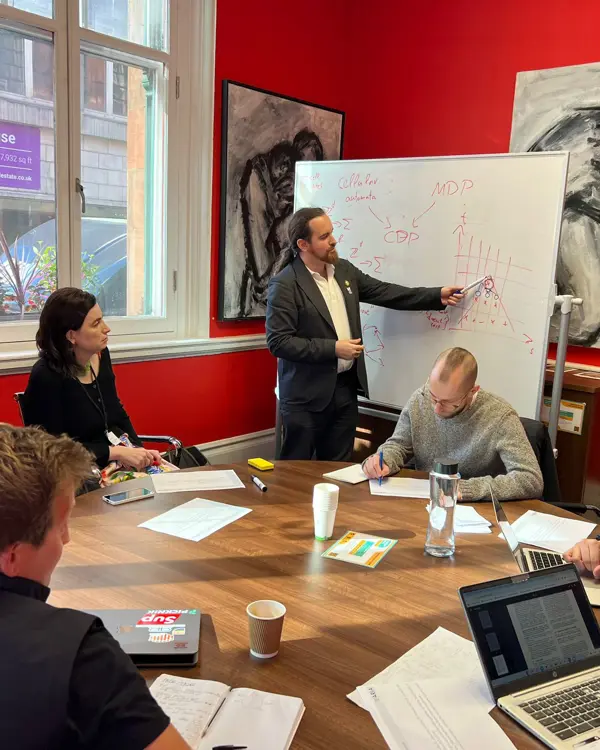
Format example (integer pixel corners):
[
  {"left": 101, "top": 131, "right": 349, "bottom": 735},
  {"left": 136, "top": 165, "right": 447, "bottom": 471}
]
[
  {"left": 314, "top": 507, "right": 337, "bottom": 540},
  {"left": 312, "top": 483, "right": 339, "bottom": 509},
  {"left": 247, "top": 600, "right": 286, "bottom": 659},
  {"left": 313, "top": 483, "right": 339, "bottom": 540}
]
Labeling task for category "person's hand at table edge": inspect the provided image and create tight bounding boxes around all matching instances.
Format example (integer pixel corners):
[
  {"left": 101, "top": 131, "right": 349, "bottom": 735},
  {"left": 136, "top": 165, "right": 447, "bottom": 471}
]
[
  {"left": 363, "top": 453, "right": 391, "bottom": 480},
  {"left": 564, "top": 539, "right": 600, "bottom": 579}
]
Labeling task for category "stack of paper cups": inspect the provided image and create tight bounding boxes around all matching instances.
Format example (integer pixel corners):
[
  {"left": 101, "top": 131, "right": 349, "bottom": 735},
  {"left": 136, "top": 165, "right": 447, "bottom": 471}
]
[{"left": 313, "top": 483, "right": 339, "bottom": 541}]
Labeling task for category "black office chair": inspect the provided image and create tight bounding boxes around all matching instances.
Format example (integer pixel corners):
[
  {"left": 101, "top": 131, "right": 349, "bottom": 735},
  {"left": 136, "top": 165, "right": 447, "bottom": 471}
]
[
  {"left": 520, "top": 417, "right": 600, "bottom": 519},
  {"left": 14, "top": 391, "right": 183, "bottom": 457}
]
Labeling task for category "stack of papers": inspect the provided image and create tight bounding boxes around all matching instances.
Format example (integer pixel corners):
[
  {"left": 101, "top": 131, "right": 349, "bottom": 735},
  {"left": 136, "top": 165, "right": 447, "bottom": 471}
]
[
  {"left": 348, "top": 627, "right": 493, "bottom": 710},
  {"left": 350, "top": 628, "right": 515, "bottom": 750},
  {"left": 358, "top": 679, "right": 515, "bottom": 749},
  {"left": 370, "top": 477, "right": 430, "bottom": 498},
  {"left": 322, "top": 464, "right": 368, "bottom": 484},
  {"left": 507, "top": 510, "right": 596, "bottom": 554},
  {"left": 139, "top": 497, "right": 251, "bottom": 542},
  {"left": 152, "top": 470, "right": 245, "bottom": 493},
  {"left": 425, "top": 503, "right": 492, "bottom": 534}
]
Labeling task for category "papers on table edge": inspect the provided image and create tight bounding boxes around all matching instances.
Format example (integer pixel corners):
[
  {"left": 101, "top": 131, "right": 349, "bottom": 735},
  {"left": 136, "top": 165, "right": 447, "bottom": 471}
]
[
  {"left": 152, "top": 469, "right": 245, "bottom": 493},
  {"left": 370, "top": 477, "right": 430, "bottom": 498},
  {"left": 347, "top": 626, "right": 494, "bottom": 713},
  {"left": 139, "top": 497, "right": 251, "bottom": 542},
  {"left": 322, "top": 464, "right": 368, "bottom": 484},
  {"left": 505, "top": 509, "right": 596, "bottom": 554},
  {"left": 358, "top": 679, "right": 516, "bottom": 750},
  {"left": 425, "top": 502, "right": 492, "bottom": 534}
]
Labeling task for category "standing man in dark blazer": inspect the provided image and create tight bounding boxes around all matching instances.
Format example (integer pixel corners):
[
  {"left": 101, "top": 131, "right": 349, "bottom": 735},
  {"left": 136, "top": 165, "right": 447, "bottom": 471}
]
[{"left": 266, "top": 206, "right": 464, "bottom": 461}]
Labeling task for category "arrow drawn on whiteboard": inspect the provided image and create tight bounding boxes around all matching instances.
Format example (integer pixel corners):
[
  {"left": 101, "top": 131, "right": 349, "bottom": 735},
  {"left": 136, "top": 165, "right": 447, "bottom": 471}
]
[
  {"left": 523, "top": 333, "right": 533, "bottom": 344},
  {"left": 363, "top": 324, "right": 385, "bottom": 366},
  {"left": 368, "top": 207, "right": 392, "bottom": 229},
  {"left": 412, "top": 201, "right": 436, "bottom": 228}
]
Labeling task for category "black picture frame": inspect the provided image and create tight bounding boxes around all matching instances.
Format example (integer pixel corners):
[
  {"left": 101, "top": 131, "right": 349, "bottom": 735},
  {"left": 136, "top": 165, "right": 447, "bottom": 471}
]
[{"left": 218, "top": 80, "right": 345, "bottom": 321}]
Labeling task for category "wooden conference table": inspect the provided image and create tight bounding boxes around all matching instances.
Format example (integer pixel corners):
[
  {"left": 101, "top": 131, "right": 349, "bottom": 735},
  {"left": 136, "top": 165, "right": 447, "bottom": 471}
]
[{"left": 50, "top": 461, "right": 598, "bottom": 749}]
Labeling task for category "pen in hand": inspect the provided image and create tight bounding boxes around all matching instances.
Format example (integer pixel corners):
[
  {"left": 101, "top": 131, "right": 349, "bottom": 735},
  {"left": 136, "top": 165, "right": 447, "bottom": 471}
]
[{"left": 379, "top": 450, "right": 384, "bottom": 486}]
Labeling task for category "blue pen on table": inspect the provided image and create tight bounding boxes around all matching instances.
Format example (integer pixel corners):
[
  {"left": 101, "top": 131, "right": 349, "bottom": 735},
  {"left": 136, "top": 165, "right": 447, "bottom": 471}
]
[
  {"left": 378, "top": 450, "right": 384, "bottom": 486},
  {"left": 251, "top": 474, "right": 267, "bottom": 492}
]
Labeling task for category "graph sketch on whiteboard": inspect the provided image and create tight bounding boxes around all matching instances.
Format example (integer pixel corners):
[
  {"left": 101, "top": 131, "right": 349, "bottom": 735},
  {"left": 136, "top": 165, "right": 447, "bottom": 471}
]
[
  {"left": 363, "top": 323, "right": 385, "bottom": 366},
  {"left": 437, "top": 231, "right": 537, "bottom": 352}
]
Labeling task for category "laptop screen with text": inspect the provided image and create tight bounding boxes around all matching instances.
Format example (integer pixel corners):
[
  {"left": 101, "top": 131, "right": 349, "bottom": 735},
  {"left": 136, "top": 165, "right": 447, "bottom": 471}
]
[{"left": 462, "top": 567, "right": 600, "bottom": 690}]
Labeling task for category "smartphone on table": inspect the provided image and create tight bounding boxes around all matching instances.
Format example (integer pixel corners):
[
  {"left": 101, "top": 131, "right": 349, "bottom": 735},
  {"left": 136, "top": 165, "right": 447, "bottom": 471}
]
[{"left": 102, "top": 487, "right": 154, "bottom": 506}]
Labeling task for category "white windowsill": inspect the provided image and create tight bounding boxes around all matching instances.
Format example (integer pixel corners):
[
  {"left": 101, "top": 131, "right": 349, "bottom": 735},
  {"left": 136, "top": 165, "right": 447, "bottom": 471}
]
[{"left": 0, "top": 333, "right": 268, "bottom": 374}]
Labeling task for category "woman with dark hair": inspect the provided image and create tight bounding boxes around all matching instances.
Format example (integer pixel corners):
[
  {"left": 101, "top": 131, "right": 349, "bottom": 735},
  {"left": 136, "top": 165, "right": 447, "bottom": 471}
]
[{"left": 22, "top": 287, "right": 160, "bottom": 471}]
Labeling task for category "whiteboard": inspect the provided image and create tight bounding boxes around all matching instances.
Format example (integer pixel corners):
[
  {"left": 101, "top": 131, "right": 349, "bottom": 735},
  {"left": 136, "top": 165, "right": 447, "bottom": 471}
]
[{"left": 295, "top": 153, "right": 568, "bottom": 419}]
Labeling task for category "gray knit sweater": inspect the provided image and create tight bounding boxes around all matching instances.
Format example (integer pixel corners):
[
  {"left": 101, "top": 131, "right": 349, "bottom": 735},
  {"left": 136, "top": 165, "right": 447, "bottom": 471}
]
[{"left": 376, "top": 387, "right": 543, "bottom": 502}]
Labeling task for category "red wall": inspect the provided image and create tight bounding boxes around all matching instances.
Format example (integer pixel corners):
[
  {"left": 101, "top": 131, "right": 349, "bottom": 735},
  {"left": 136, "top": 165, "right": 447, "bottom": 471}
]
[
  {"left": 342, "top": 0, "right": 600, "bottom": 367},
  {"left": 210, "top": 0, "right": 349, "bottom": 337},
  {"left": 0, "top": 0, "right": 348, "bottom": 442}
]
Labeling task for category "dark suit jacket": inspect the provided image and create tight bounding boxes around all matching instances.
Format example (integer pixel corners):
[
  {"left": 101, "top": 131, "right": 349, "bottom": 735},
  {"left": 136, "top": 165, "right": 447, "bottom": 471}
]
[{"left": 266, "top": 256, "right": 444, "bottom": 411}]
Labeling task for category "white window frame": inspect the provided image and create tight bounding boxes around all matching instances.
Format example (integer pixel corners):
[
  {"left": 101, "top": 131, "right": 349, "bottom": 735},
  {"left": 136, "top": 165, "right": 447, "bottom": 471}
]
[{"left": 0, "top": 0, "right": 264, "bottom": 372}]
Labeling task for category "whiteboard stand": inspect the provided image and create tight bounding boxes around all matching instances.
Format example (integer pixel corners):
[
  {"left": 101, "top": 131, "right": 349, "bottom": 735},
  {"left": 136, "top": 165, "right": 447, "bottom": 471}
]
[{"left": 548, "top": 295, "right": 583, "bottom": 451}]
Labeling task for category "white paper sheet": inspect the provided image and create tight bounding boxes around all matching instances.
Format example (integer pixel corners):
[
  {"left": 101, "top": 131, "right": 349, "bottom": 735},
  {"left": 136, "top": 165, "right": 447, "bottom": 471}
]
[
  {"left": 425, "top": 503, "right": 491, "bottom": 534},
  {"left": 358, "top": 679, "right": 515, "bottom": 750},
  {"left": 507, "top": 510, "right": 595, "bottom": 554},
  {"left": 370, "top": 477, "right": 430, "bottom": 498},
  {"left": 139, "top": 497, "right": 252, "bottom": 542},
  {"left": 322, "top": 464, "right": 368, "bottom": 484},
  {"left": 152, "top": 470, "right": 245, "bottom": 493},
  {"left": 348, "top": 626, "right": 494, "bottom": 711}
]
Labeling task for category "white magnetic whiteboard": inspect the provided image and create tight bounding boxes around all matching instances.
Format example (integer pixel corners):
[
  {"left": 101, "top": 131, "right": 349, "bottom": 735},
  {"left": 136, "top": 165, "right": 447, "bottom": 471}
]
[{"left": 295, "top": 153, "right": 568, "bottom": 418}]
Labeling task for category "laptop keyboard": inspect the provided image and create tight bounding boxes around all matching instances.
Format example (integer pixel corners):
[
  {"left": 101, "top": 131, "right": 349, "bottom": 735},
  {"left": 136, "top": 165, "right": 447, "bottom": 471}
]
[
  {"left": 529, "top": 550, "right": 565, "bottom": 570},
  {"left": 519, "top": 676, "right": 600, "bottom": 741}
]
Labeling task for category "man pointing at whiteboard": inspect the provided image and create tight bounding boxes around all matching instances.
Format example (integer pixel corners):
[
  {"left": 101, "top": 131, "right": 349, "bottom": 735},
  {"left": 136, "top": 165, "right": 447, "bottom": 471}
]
[{"left": 266, "top": 207, "right": 463, "bottom": 461}]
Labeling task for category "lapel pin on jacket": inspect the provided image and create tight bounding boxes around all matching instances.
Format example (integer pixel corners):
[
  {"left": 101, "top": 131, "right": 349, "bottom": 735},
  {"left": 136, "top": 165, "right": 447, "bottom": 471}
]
[{"left": 344, "top": 280, "right": 353, "bottom": 295}]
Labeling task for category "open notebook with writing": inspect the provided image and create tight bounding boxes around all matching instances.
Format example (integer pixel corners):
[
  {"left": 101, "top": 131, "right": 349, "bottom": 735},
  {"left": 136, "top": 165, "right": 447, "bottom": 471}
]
[{"left": 150, "top": 674, "right": 305, "bottom": 750}]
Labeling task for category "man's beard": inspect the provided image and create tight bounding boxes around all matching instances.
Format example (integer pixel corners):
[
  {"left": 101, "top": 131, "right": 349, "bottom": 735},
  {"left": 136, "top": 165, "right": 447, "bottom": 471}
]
[{"left": 326, "top": 247, "right": 339, "bottom": 264}]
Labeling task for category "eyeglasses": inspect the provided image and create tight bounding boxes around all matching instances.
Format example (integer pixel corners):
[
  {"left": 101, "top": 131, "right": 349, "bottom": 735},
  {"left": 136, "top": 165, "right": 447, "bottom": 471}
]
[{"left": 426, "top": 385, "right": 472, "bottom": 410}]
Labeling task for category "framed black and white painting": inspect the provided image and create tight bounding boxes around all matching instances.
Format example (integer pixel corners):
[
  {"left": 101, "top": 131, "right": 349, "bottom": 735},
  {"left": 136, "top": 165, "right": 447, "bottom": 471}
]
[
  {"left": 218, "top": 80, "right": 345, "bottom": 320},
  {"left": 511, "top": 62, "right": 600, "bottom": 346}
]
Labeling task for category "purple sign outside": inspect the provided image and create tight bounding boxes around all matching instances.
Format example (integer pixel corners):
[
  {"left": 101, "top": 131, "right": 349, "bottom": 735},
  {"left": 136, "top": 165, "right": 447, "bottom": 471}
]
[{"left": 0, "top": 121, "right": 41, "bottom": 191}]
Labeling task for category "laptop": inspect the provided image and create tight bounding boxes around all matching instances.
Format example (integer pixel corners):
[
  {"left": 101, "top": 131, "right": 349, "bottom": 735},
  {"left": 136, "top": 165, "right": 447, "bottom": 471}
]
[
  {"left": 87, "top": 608, "right": 201, "bottom": 667},
  {"left": 492, "top": 494, "right": 565, "bottom": 573},
  {"left": 492, "top": 495, "right": 600, "bottom": 607},
  {"left": 460, "top": 565, "right": 600, "bottom": 749}
]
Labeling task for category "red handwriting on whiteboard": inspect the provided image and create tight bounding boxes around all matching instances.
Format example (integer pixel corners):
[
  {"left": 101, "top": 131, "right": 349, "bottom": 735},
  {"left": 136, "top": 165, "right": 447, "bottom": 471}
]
[
  {"left": 374, "top": 256, "right": 385, "bottom": 273},
  {"left": 384, "top": 229, "right": 419, "bottom": 245},
  {"left": 431, "top": 179, "right": 474, "bottom": 197},
  {"left": 345, "top": 190, "right": 376, "bottom": 203},
  {"left": 412, "top": 201, "right": 436, "bottom": 228},
  {"left": 338, "top": 173, "right": 378, "bottom": 190},
  {"left": 350, "top": 241, "right": 364, "bottom": 258},
  {"left": 368, "top": 207, "right": 391, "bottom": 228}
]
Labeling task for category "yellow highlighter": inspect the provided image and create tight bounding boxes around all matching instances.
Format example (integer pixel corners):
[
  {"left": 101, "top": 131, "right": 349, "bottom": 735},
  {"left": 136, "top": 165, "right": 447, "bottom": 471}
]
[{"left": 248, "top": 457, "right": 274, "bottom": 472}]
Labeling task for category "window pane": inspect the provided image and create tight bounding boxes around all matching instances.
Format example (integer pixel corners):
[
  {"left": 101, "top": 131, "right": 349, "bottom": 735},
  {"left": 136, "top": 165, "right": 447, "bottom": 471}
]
[
  {"left": 0, "top": 27, "right": 57, "bottom": 322},
  {"left": 0, "top": 0, "right": 53, "bottom": 18},
  {"left": 80, "top": 51, "right": 166, "bottom": 318},
  {"left": 80, "top": 0, "right": 169, "bottom": 52},
  {"left": 32, "top": 39, "right": 53, "bottom": 100},
  {"left": 82, "top": 55, "right": 106, "bottom": 111}
]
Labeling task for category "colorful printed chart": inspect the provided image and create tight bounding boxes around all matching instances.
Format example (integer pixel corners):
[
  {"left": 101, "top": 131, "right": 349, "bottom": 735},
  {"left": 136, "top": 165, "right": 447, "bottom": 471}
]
[{"left": 322, "top": 531, "right": 397, "bottom": 568}]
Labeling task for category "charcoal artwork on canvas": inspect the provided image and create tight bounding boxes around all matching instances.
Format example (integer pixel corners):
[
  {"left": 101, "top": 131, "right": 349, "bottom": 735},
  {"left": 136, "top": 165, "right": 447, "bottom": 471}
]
[
  {"left": 511, "top": 63, "right": 600, "bottom": 346},
  {"left": 219, "top": 81, "right": 344, "bottom": 320}
]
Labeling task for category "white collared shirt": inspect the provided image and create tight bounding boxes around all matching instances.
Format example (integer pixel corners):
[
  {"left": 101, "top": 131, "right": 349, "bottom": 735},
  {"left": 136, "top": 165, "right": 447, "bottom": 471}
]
[{"left": 307, "top": 263, "right": 353, "bottom": 373}]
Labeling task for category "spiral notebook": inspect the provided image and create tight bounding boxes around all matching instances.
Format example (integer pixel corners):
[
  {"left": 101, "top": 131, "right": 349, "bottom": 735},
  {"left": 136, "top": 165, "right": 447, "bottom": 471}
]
[{"left": 150, "top": 674, "right": 305, "bottom": 750}]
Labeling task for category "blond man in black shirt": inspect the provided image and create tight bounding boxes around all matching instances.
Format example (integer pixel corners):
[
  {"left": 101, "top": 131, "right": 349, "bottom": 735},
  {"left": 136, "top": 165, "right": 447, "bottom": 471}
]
[{"left": 0, "top": 426, "right": 190, "bottom": 750}]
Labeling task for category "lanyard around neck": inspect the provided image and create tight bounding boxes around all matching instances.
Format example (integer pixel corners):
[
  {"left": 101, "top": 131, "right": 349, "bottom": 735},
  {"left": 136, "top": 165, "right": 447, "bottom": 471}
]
[{"left": 76, "top": 362, "right": 108, "bottom": 433}]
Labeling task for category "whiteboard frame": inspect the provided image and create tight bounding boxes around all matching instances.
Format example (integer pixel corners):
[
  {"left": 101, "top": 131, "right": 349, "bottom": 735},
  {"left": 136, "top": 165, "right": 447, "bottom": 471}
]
[{"left": 294, "top": 151, "right": 570, "bottom": 420}]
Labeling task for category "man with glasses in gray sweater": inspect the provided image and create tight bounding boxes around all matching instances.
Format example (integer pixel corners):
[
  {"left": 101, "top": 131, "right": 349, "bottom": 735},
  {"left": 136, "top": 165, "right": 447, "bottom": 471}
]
[{"left": 362, "top": 347, "right": 543, "bottom": 502}]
